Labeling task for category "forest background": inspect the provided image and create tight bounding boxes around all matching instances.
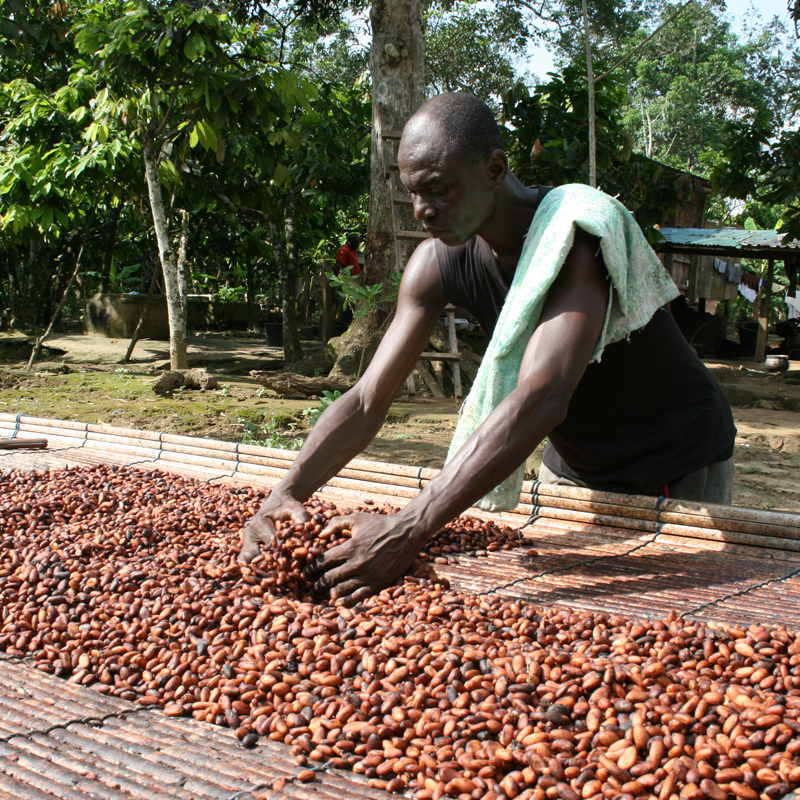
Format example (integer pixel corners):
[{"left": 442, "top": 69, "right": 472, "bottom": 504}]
[{"left": 1, "top": 0, "right": 799, "bottom": 374}]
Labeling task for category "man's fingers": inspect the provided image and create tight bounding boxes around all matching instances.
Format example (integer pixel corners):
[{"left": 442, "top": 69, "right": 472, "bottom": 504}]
[
  {"left": 319, "top": 516, "right": 354, "bottom": 539},
  {"left": 303, "top": 541, "right": 351, "bottom": 581},
  {"left": 238, "top": 518, "right": 276, "bottom": 564},
  {"left": 328, "top": 577, "right": 370, "bottom": 599},
  {"left": 238, "top": 539, "right": 262, "bottom": 564},
  {"left": 340, "top": 585, "right": 377, "bottom": 607},
  {"left": 311, "top": 556, "right": 360, "bottom": 592},
  {"left": 290, "top": 506, "right": 312, "bottom": 525}
]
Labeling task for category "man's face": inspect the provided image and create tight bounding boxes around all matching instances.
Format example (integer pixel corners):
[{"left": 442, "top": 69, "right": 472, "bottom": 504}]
[{"left": 398, "top": 122, "right": 497, "bottom": 247}]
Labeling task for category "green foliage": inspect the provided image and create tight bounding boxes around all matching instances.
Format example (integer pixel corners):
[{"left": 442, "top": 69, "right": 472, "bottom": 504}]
[
  {"left": 301, "top": 389, "right": 342, "bottom": 425},
  {"left": 241, "top": 412, "right": 304, "bottom": 450},
  {"left": 622, "top": 3, "right": 793, "bottom": 171},
  {"left": 711, "top": 107, "right": 800, "bottom": 244},
  {"left": 502, "top": 65, "right": 696, "bottom": 239},
  {"left": 544, "top": 1, "right": 797, "bottom": 173},
  {"left": 425, "top": 3, "right": 528, "bottom": 105},
  {"left": 325, "top": 266, "right": 401, "bottom": 320},
  {"left": 215, "top": 286, "right": 247, "bottom": 303}
]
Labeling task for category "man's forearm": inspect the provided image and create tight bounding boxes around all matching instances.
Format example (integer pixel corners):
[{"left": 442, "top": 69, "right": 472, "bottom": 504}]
[
  {"left": 397, "top": 384, "right": 565, "bottom": 546},
  {"left": 277, "top": 389, "right": 389, "bottom": 502}
]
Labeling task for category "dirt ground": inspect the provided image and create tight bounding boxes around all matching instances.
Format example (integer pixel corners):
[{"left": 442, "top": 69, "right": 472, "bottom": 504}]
[{"left": 1, "top": 330, "right": 799, "bottom": 513}]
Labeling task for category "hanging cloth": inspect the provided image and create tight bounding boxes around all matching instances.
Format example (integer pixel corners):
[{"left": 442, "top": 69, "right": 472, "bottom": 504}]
[{"left": 446, "top": 184, "right": 680, "bottom": 511}]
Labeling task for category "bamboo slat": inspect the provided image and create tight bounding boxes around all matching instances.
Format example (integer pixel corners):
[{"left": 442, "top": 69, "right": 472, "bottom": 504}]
[{"left": 1, "top": 414, "right": 799, "bottom": 554}]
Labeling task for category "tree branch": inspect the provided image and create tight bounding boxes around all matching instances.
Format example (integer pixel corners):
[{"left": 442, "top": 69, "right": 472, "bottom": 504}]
[
  {"left": 593, "top": 1, "right": 695, "bottom": 84},
  {"left": 153, "top": 79, "right": 184, "bottom": 140},
  {"left": 191, "top": 173, "right": 276, "bottom": 225}
]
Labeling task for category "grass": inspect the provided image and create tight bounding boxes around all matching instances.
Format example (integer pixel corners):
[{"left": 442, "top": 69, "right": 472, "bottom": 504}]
[
  {"left": 0, "top": 368, "right": 312, "bottom": 443},
  {"left": 240, "top": 413, "right": 305, "bottom": 450}
]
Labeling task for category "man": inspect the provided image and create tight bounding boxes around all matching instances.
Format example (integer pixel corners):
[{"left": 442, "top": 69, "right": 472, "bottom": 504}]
[
  {"left": 335, "top": 233, "right": 362, "bottom": 279},
  {"left": 239, "top": 93, "right": 735, "bottom": 605}
]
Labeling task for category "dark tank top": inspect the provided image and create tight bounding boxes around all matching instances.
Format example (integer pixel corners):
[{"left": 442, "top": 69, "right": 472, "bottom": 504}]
[{"left": 435, "top": 233, "right": 736, "bottom": 494}]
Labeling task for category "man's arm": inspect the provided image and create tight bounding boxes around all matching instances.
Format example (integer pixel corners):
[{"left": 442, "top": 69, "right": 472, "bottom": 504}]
[
  {"left": 306, "top": 229, "right": 610, "bottom": 603},
  {"left": 239, "top": 239, "right": 447, "bottom": 562}
]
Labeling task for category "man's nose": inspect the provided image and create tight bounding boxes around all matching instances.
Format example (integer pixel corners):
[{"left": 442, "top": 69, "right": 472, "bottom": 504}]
[{"left": 412, "top": 195, "right": 436, "bottom": 221}]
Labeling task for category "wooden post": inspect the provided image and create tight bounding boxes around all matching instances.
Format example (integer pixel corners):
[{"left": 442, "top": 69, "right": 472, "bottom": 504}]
[
  {"left": 321, "top": 259, "right": 334, "bottom": 343},
  {"left": 582, "top": 0, "right": 597, "bottom": 189},
  {"left": 447, "top": 307, "right": 462, "bottom": 401},
  {"left": 755, "top": 259, "right": 774, "bottom": 362}
]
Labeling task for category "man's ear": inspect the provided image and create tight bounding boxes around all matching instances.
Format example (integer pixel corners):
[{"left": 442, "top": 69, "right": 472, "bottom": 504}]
[{"left": 485, "top": 149, "right": 508, "bottom": 188}]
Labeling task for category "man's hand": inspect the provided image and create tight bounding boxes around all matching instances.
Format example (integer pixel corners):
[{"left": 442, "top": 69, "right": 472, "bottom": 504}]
[
  {"left": 304, "top": 512, "right": 422, "bottom": 606},
  {"left": 238, "top": 490, "right": 310, "bottom": 564}
]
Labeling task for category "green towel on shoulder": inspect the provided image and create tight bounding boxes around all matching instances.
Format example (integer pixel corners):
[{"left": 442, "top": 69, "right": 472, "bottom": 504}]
[{"left": 446, "top": 183, "right": 680, "bottom": 511}]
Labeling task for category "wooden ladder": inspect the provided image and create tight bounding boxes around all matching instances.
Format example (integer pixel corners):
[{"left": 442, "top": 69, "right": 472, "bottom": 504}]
[{"left": 379, "top": 110, "right": 462, "bottom": 401}]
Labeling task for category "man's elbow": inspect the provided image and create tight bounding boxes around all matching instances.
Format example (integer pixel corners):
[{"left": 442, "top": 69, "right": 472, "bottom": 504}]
[
  {"left": 541, "top": 392, "right": 570, "bottom": 430},
  {"left": 516, "top": 383, "right": 571, "bottom": 431},
  {"left": 352, "top": 382, "right": 393, "bottom": 424}
]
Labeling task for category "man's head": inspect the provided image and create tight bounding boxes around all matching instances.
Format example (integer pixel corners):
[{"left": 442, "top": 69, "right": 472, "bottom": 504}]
[
  {"left": 398, "top": 93, "right": 508, "bottom": 246},
  {"left": 346, "top": 233, "right": 360, "bottom": 249}
]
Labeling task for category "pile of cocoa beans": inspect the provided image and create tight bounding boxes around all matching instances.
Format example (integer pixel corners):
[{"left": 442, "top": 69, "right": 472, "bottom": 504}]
[{"left": 2, "top": 465, "right": 800, "bottom": 800}]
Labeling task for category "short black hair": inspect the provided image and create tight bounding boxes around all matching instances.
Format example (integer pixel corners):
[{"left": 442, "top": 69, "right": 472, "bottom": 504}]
[
  {"left": 415, "top": 93, "right": 505, "bottom": 162},
  {"left": 346, "top": 233, "right": 360, "bottom": 246}
]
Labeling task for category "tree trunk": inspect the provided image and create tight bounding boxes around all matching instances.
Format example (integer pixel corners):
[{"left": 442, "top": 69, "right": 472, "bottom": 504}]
[
  {"left": 268, "top": 205, "right": 303, "bottom": 362},
  {"left": 246, "top": 255, "right": 258, "bottom": 333},
  {"left": 282, "top": 189, "right": 303, "bottom": 360},
  {"left": 330, "top": 0, "right": 425, "bottom": 376},
  {"left": 176, "top": 208, "right": 190, "bottom": 300},
  {"left": 26, "top": 238, "right": 88, "bottom": 370},
  {"left": 583, "top": 0, "right": 597, "bottom": 189},
  {"left": 321, "top": 260, "right": 335, "bottom": 343},
  {"left": 26, "top": 236, "right": 42, "bottom": 328},
  {"left": 142, "top": 136, "right": 188, "bottom": 370},
  {"left": 120, "top": 263, "right": 160, "bottom": 364},
  {"left": 100, "top": 202, "right": 122, "bottom": 293}
]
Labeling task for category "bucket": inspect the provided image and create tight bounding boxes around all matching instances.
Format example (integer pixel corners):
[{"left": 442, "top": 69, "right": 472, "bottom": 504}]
[
  {"left": 265, "top": 323, "right": 283, "bottom": 347},
  {"left": 737, "top": 321, "right": 759, "bottom": 353}
]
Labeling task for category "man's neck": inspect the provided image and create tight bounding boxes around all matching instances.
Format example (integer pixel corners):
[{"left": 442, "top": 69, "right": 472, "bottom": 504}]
[{"left": 476, "top": 172, "right": 541, "bottom": 283}]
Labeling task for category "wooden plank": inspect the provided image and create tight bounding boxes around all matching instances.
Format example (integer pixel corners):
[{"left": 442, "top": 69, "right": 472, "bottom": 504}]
[
  {"left": 448, "top": 308, "right": 462, "bottom": 401},
  {"left": 755, "top": 259, "right": 774, "bottom": 362},
  {"left": 415, "top": 362, "right": 445, "bottom": 398},
  {"left": 321, "top": 260, "right": 334, "bottom": 343},
  {"left": 419, "top": 352, "right": 461, "bottom": 362},
  {"left": 397, "top": 230, "right": 429, "bottom": 241}
]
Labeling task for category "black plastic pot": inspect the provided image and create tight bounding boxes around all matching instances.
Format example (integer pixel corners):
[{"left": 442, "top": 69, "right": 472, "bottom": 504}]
[
  {"left": 265, "top": 323, "right": 283, "bottom": 347},
  {"left": 737, "top": 321, "right": 759, "bottom": 353}
]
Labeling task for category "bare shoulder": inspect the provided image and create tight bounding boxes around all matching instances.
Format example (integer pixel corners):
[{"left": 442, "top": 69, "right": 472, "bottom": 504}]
[{"left": 397, "top": 238, "right": 447, "bottom": 310}]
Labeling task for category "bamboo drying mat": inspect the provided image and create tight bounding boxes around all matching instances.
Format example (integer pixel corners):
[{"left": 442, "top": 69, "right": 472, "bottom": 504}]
[
  {"left": 2, "top": 413, "right": 800, "bottom": 800},
  {"left": 0, "top": 653, "right": 384, "bottom": 800},
  {"left": 2, "top": 413, "right": 800, "bottom": 628}
]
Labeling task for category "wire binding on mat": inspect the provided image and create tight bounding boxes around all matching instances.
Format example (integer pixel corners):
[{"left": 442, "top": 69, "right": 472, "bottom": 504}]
[
  {"left": 417, "top": 466, "right": 424, "bottom": 491},
  {"left": 78, "top": 421, "right": 89, "bottom": 447},
  {"left": 10, "top": 413, "right": 22, "bottom": 439},
  {"left": 654, "top": 494, "right": 665, "bottom": 535},
  {"left": 529, "top": 480, "right": 541, "bottom": 522},
  {"left": 479, "top": 490, "right": 668, "bottom": 598},
  {"left": 681, "top": 561, "right": 800, "bottom": 619},
  {"left": 155, "top": 431, "right": 164, "bottom": 460}
]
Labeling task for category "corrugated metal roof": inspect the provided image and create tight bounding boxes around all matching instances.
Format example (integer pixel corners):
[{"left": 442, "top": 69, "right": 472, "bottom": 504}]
[{"left": 658, "top": 227, "right": 800, "bottom": 252}]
